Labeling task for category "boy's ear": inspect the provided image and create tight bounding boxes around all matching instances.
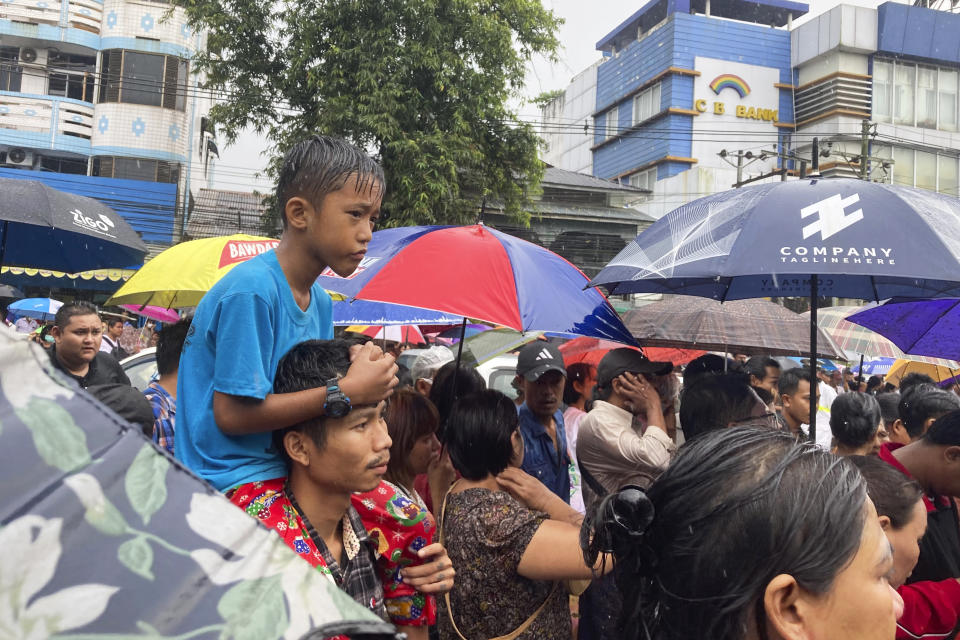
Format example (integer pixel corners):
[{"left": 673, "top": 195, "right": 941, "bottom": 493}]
[
  {"left": 284, "top": 196, "right": 311, "bottom": 231},
  {"left": 283, "top": 430, "right": 311, "bottom": 466}
]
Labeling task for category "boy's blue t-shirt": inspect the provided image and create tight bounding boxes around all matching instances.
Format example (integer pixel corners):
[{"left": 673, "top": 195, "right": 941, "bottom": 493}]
[{"left": 176, "top": 250, "right": 333, "bottom": 491}]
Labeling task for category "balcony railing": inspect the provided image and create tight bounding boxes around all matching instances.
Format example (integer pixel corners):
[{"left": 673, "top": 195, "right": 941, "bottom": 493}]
[
  {"left": 0, "top": 93, "right": 94, "bottom": 148},
  {"left": 0, "top": 0, "right": 103, "bottom": 35}
]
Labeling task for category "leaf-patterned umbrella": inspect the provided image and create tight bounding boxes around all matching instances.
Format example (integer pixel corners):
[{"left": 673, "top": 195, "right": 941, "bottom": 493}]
[{"left": 0, "top": 326, "right": 398, "bottom": 640}]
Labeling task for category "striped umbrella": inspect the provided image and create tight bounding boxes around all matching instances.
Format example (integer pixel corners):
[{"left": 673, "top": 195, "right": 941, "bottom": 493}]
[{"left": 802, "top": 306, "right": 960, "bottom": 368}]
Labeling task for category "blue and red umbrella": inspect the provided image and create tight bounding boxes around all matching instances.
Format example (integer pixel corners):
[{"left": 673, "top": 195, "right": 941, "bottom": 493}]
[{"left": 318, "top": 224, "right": 636, "bottom": 345}]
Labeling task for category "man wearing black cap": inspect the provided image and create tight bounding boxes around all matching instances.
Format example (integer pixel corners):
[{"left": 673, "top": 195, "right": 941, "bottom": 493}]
[
  {"left": 514, "top": 341, "right": 571, "bottom": 503},
  {"left": 576, "top": 348, "right": 676, "bottom": 510},
  {"left": 576, "top": 347, "right": 677, "bottom": 640}
]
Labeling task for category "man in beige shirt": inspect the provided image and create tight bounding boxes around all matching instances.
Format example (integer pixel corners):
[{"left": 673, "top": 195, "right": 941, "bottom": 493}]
[{"left": 576, "top": 348, "right": 677, "bottom": 513}]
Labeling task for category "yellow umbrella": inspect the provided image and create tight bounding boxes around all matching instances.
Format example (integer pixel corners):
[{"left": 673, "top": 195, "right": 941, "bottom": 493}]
[
  {"left": 885, "top": 358, "right": 960, "bottom": 387},
  {"left": 106, "top": 234, "right": 281, "bottom": 309}
]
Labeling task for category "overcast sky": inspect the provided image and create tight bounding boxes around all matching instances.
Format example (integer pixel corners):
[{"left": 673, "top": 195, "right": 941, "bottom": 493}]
[{"left": 217, "top": 0, "right": 903, "bottom": 193}]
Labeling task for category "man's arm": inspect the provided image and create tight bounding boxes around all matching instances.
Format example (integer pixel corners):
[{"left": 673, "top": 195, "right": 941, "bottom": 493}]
[
  {"left": 612, "top": 373, "right": 675, "bottom": 468},
  {"left": 214, "top": 342, "right": 398, "bottom": 435}
]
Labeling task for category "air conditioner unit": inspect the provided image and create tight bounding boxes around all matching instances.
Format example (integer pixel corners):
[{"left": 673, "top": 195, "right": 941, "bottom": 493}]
[
  {"left": 4, "top": 148, "right": 35, "bottom": 167},
  {"left": 19, "top": 48, "right": 38, "bottom": 64}
]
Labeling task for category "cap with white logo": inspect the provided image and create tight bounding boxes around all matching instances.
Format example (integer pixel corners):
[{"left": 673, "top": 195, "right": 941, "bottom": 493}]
[{"left": 516, "top": 342, "right": 566, "bottom": 382}]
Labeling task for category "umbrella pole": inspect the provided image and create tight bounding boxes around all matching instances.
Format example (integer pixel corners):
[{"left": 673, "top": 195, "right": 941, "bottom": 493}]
[
  {"left": 447, "top": 318, "right": 468, "bottom": 422},
  {"left": 0, "top": 220, "right": 7, "bottom": 267},
  {"left": 809, "top": 276, "right": 818, "bottom": 444},
  {"left": 857, "top": 354, "right": 864, "bottom": 390}
]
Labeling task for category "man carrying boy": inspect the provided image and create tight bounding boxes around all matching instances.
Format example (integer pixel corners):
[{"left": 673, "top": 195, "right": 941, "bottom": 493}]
[
  {"left": 177, "top": 136, "right": 398, "bottom": 493},
  {"left": 233, "top": 339, "right": 453, "bottom": 629}
]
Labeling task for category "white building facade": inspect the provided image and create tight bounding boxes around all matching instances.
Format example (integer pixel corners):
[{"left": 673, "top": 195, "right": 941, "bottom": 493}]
[{"left": 0, "top": 0, "right": 215, "bottom": 245}]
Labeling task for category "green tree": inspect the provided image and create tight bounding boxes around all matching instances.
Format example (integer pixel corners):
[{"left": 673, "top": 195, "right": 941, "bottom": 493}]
[{"left": 177, "top": 0, "right": 561, "bottom": 228}]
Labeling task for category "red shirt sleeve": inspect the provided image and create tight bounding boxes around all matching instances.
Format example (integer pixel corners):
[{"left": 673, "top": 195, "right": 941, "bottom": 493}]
[
  {"left": 897, "top": 579, "right": 960, "bottom": 639},
  {"left": 352, "top": 483, "right": 437, "bottom": 627}
]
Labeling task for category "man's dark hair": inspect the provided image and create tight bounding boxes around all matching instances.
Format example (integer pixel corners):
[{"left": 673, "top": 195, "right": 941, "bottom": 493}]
[
  {"left": 445, "top": 390, "right": 519, "bottom": 481},
  {"left": 272, "top": 339, "right": 352, "bottom": 459},
  {"left": 848, "top": 455, "right": 923, "bottom": 529},
  {"left": 829, "top": 392, "right": 881, "bottom": 449},
  {"left": 683, "top": 354, "right": 739, "bottom": 388},
  {"left": 564, "top": 363, "right": 595, "bottom": 405},
  {"left": 744, "top": 356, "right": 779, "bottom": 382},
  {"left": 778, "top": 367, "right": 814, "bottom": 397},
  {"left": 679, "top": 372, "right": 758, "bottom": 440},
  {"left": 429, "top": 361, "right": 485, "bottom": 441},
  {"left": 900, "top": 384, "right": 960, "bottom": 439},
  {"left": 923, "top": 408, "right": 960, "bottom": 446},
  {"left": 105, "top": 318, "right": 123, "bottom": 329},
  {"left": 275, "top": 135, "right": 385, "bottom": 228},
  {"left": 54, "top": 301, "right": 99, "bottom": 329},
  {"left": 155, "top": 319, "right": 192, "bottom": 376},
  {"left": 866, "top": 375, "right": 883, "bottom": 394},
  {"left": 876, "top": 392, "right": 900, "bottom": 426},
  {"left": 900, "top": 372, "right": 937, "bottom": 397}
]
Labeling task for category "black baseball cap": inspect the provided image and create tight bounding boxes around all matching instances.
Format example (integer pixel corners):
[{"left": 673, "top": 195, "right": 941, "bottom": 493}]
[
  {"left": 597, "top": 348, "right": 673, "bottom": 387},
  {"left": 516, "top": 342, "right": 566, "bottom": 381}
]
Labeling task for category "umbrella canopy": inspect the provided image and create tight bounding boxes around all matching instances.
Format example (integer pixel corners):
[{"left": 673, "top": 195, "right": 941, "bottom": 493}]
[
  {"left": 7, "top": 297, "right": 62, "bottom": 321},
  {"left": 0, "top": 177, "right": 148, "bottom": 272},
  {"left": 317, "top": 224, "right": 636, "bottom": 344},
  {"left": 0, "top": 328, "right": 397, "bottom": 640},
  {"left": 846, "top": 298, "right": 960, "bottom": 363},
  {"left": 332, "top": 299, "right": 462, "bottom": 326},
  {"left": 106, "top": 234, "right": 279, "bottom": 309},
  {"left": 349, "top": 324, "right": 426, "bottom": 345},
  {"left": 0, "top": 283, "right": 24, "bottom": 298},
  {"left": 456, "top": 328, "right": 544, "bottom": 367},
  {"left": 436, "top": 324, "right": 491, "bottom": 342},
  {"left": 120, "top": 304, "right": 180, "bottom": 324},
  {"left": 798, "top": 305, "right": 901, "bottom": 358},
  {"left": 590, "top": 179, "right": 960, "bottom": 301},
  {"left": 622, "top": 297, "right": 845, "bottom": 358},
  {"left": 590, "top": 179, "right": 960, "bottom": 441},
  {"left": 559, "top": 336, "right": 704, "bottom": 368},
  {"left": 852, "top": 357, "right": 896, "bottom": 375},
  {"left": 885, "top": 358, "right": 960, "bottom": 387}
]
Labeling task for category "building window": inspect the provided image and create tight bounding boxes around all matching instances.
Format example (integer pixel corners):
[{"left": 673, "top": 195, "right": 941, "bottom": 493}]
[
  {"left": 888, "top": 146, "right": 960, "bottom": 195},
  {"left": 0, "top": 47, "right": 22, "bottom": 92},
  {"left": 873, "top": 61, "right": 892, "bottom": 122},
  {"left": 940, "top": 68, "right": 958, "bottom": 133},
  {"left": 628, "top": 167, "right": 657, "bottom": 192},
  {"left": 92, "top": 156, "right": 181, "bottom": 184},
  {"left": 605, "top": 104, "right": 619, "bottom": 139},
  {"left": 99, "top": 50, "right": 188, "bottom": 111},
  {"left": 37, "top": 155, "right": 88, "bottom": 175},
  {"left": 917, "top": 67, "right": 937, "bottom": 129},
  {"left": 47, "top": 52, "right": 96, "bottom": 103},
  {"left": 875, "top": 58, "right": 960, "bottom": 133},
  {"left": 632, "top": 82, "right": 661, "bottom": 125},
  {"left": 894, "top": 64, "right": 915, "bottom": 126}
]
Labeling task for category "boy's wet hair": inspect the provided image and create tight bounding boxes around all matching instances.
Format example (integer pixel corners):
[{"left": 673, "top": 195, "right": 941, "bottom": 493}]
[{"left": 275, "top": 135, "right": 385, "bottom": 228}]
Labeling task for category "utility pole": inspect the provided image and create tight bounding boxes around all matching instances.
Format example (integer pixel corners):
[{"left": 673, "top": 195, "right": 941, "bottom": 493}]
[
  {"left": 719, "top": 150, "right": 762, "bottom": 188},
  {"left": 860, "top": 119, "right": 871, "bottom": 180}
]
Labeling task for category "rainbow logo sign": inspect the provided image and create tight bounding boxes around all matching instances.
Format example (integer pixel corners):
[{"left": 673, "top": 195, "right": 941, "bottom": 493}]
[{"left": 710, "top": 74, "right": 751, "bottom": 98}]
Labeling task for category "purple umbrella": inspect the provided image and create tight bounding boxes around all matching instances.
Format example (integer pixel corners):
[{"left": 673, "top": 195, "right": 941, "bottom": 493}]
[{"left": 846, "top": 298, "right": 960, "bottom": 362}]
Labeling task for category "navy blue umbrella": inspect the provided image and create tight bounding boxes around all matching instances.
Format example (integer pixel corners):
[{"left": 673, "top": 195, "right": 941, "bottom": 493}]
[
  {"left": 0, "top": 177, "right": 147, "bottom": 272},
  {"left": 590, "top": 179, "right": 960, "bottom": 440}
]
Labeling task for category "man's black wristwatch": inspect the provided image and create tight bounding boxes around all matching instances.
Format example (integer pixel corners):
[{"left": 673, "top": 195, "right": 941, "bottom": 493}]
[{"left": 323, "top": 378, "right": 352, "bottom": 418}]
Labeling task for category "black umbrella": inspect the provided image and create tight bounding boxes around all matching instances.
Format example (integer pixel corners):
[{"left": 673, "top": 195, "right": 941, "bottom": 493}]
[
  {"left": 0, "top": 283, "right": 24, "bottom": 298},
  {"left": 0, "top": 177, "right": 148, "bottom": 272}
]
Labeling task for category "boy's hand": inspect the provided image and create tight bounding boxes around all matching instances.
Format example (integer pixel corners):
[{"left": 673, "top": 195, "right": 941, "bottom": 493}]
[
  {"left": 401, "top": 542, "right": 455, "bottom": 594},
  {"left": 338, "top": 342, "right": 398, "bottom": 407}
]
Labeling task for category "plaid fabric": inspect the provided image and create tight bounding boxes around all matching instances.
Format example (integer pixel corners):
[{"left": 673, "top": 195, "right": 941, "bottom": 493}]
[
  {"left": 144, "top": 381, "right": 175, "bottom": 455},
  {"left": 228, "top": 478, "right": 388, "bottom": 621},
  {"left": 813, "top": 307, "right": 960, "bottom": 367}
]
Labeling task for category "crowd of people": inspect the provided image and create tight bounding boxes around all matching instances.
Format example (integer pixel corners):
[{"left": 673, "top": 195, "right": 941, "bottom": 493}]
[{"left": 13, "top": 134, "right": 960, "bottom": 640}]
